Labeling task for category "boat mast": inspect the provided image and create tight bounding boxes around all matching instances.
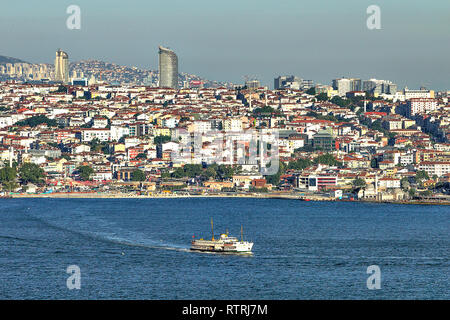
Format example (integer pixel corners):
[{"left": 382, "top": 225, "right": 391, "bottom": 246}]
[
  {"left": 241, "top": 225, "right": 243, "bottom": 242},
  {"left": 211, "top": 218, "right": 215, "bottom": 241}
]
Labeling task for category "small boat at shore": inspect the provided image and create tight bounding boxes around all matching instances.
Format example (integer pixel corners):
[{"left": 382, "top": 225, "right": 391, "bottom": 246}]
[{"left": 190, "top": 219, "right": 254, "bottom": 254}]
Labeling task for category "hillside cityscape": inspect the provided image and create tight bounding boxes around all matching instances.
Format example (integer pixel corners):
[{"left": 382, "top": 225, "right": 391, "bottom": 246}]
[
  {"left": 0, "top": 47, "right": 449, "bottom": 203},
  {"left": 0, "top": 52, "right": 234, "bottom": 88}
]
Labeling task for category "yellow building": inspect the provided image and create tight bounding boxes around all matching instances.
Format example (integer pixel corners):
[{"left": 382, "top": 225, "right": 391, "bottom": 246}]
[
  {"left": 46, "top": 158, "right": 68, "bottom": 173},
  {"left": 113, "top": 143, "right": 126, "bottom": 153},
  {"left": 152, "top": 127, "right": 171, "bottom": 137},
  {"left": 326, "top": 88, "right": 339, "bottom": 98}
]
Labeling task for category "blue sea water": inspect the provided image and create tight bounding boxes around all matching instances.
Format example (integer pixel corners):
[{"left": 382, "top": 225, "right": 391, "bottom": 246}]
[{"left": 0, "top": 198, "right": 448, "bottom": 299}]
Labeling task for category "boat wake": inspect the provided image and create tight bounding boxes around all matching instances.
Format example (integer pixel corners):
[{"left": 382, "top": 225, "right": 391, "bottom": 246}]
[{"left": 24, "top": 211, "right": 191, "bottom": 253}]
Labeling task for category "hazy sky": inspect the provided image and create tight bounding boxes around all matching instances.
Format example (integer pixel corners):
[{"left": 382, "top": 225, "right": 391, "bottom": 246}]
[{"left": 1, "top": 0, "right": 449, "bottom": 90}]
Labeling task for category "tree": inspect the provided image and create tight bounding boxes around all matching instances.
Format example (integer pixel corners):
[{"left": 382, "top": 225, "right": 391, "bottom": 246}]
[
  {"left": 216, "top": 165, "right": 236, "bottom": 180},
  {"left": 52, "top": 85, "right": 67, "bottom": 93},
  {"left": 135, "top": 153, "right": 147, "bottom": 160},
  {"left": 0, "top": 166, "right": 16, "bottom": 183},
  {"left": 77, "top": 165, "right": 94, "bottom": 181},
  {"left": 118, "top": 135, "right": 129, "bottom": 143},
  {"left": 314, "top": 154, "right": 342, "bottom": 167},
  {"left": 0, "top": 166, "right": 17, "bottom": 191},
  {"left": 316, "top": 92, "right": 328, "bottom": 101},
  {"left": 352, "top": 178, "right": 366, "bottom": 188},
  {"left": 370, "top": 158, "right": 378, "bottom": 168},
  {"left": 295, "top": 145, "right": 314, "bottom": 152},
  {"left": 306, "top": 111, "right": 340, "bottom": 123},
  {"left": 288, "top": 158, "right": 312, "bottom": 170},
  {"left": 330, "top": 96, "right": 351, "bottom": 109},
  {"left": 352, "top": 178, "right": 366, "bottom": 192},
  {"left": 183, "top": 164, "right": 203, "bottom": 178},
  {"left": 154, "top": 135, "right": 171, "bottom": 145},
  {"left": 15, "top": 115, "right": 57, "bottom": 128},
  {"left": 305, "top": 87, "right": 316, "bottom": 95},
  {"left": 204, "top": 166, "right": 217, "bottom": 179},
  {"left": 131, "top": 169, "right": 146, "bottom": 181},
  {"left": 171, "top": 167, "right": 186, "bottom": 179},
  {"left": 266, "top": 161, "right": 286, "bottom": 186},
  {"left": 400, "top": 177, "right": 410, "bottom": 191},
  {"left": 420, "top": 190, "right": 432, "bottom": 197},
  {"left": 415, "top": 170, "right": 429, "bottom": 181},
  {"left": 252, "top": 105, "right": 281, "bottom": 117},
  {"left": 19, "top": 163, "right": 45, "bottom": 184}
]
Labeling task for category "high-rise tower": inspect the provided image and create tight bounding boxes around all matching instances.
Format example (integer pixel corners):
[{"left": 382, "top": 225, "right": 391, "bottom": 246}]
[
  {"left": 158, "top": 46, "right": 178, "bottom": 89},
  {"left": 54, "top": 49, "right": 69, "bottom": 84}
]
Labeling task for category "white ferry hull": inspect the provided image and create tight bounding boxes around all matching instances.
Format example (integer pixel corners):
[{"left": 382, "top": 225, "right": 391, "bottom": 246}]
[{"left": 190, "top": 240, "right": 253, "bottom": 253}]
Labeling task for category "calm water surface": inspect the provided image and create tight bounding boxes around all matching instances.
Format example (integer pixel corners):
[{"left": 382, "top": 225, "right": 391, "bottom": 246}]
[{"left": 0, "top": 198, "right": 448, "bottom": 299}]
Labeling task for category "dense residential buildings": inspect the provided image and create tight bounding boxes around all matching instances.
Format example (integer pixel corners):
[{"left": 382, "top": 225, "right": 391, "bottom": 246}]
[{"left": 0, "top": 66, "right": 449, "bottom": 201}]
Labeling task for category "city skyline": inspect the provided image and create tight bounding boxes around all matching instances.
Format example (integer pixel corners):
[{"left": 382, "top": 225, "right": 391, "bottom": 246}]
[
  {"left": 0, "top": 0, "right": 449, "bottom": 90},
  {"left": 0, "top": 50, "right": 447, "bottom": 93}
]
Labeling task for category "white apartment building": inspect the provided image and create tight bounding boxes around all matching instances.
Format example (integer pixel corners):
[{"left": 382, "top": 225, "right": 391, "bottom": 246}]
[
  {"left": 224, "top": 118, "right": 243, "bottom": 131},
  {"left": 110, "top": 126, "right": 129, "bottom": 141},
  {"left": 80, "top": 128, "right": 111, "bottom": 142},
  {"left": 418, "top": 161, "right": 450, "bottom": 177},
  {"left": 404, "top": 89, "right": 434, "bottom": 99},
  {"left": 378, "top": 177, "right": 401, "bottom": 189},
  {"left": 399, "top": 152, "right": 414, "bottom": 166},
  {"left": 0, "top": 115, "right": 13, "bottom": 128},
  {"left": 332, "top": 78, "right": 361, "bottom": 96},
  {"left": 193, "top": 120, "right": 212, "bottom": 133},
  {"left": 406, "top": 98, "right": 437, "bottom": 117}
]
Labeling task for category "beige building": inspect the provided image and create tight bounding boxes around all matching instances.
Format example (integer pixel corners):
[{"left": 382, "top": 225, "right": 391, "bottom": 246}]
[{"left": 54, "top": 49, "right": 69, "bottom": 83}]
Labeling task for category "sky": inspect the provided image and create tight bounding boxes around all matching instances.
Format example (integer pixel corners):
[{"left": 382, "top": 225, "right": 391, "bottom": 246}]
[{"left": 0, "top": 0, "right": 449, "bottom": 90}]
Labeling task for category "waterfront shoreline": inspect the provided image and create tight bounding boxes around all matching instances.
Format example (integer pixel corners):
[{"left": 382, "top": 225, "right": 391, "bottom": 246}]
[{"left": 3, "top": 192, "right": 449, "bottom": 205}]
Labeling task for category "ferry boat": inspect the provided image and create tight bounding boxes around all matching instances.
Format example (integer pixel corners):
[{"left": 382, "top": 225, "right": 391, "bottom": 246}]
[{"left": 190, "top": 219, "right": 254, "bottom": 253}]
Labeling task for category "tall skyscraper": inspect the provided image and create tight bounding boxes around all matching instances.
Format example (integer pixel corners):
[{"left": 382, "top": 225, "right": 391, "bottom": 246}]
[
  {"left": 158, "top": 46, "right": 178, "bottom": 89},
  {"left": 54, "top": 49, "right": 69, "bottom": 84}
]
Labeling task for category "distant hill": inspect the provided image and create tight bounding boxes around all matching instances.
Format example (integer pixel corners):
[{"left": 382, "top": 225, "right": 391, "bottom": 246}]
[{"left": 0, "top": 55, "right": 29, "bottom": 65}]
